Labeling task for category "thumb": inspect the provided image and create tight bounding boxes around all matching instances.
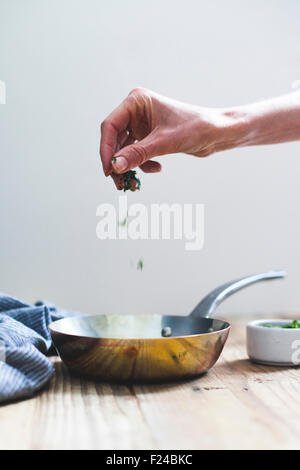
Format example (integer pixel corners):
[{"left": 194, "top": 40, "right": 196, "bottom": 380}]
[{"left": 112, "top": 136, "right": 162, "bottom": 174}]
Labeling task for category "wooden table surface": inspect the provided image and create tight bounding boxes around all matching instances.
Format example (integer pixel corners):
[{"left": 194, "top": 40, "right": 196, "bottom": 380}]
[{"left": 1, "top": 315, "right": 300, "bottom": 450}]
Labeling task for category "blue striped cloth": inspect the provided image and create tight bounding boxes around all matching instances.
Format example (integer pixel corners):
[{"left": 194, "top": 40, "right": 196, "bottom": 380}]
[{"left": 0, "top": 292, "right": 81, "bottom": 404}]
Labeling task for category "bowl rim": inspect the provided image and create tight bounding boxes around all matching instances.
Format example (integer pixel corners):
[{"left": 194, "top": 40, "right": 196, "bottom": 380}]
[{"left": 247, "top": 318, "right": 300, "bottom": 331}]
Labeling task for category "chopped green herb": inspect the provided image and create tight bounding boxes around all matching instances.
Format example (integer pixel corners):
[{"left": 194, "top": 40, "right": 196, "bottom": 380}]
[
  {"left": 263, "top": 324, "right": 281, "bottom": 328},
  {"left": 135, "top": 175, "right": 141, "bottom": 190},
  {"left": 111, "top": 156, "right": 117, "bottom": 163},
  {"left": 121, "top": 170, "right": 141, "bottom": 192},
  {"left": 263, "top": 320, "right": 300, "bottom": 329},
  {"left": 137, "top": 259, "right": 144, "bottom": 271},
  {"left": 285, "top": 320, "right": 300, "bottom": 329},
  {"left": 119, "top": 211, "right": 129, "bottom": 227}
]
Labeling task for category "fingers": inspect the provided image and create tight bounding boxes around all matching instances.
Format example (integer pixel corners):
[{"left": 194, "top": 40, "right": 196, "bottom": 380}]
[
  {"left": 117, "top": 130, "right": 130, "bottom": 150},
  {"left": 139, "top": 160, "right": 162, "bottom": 173},
  {"left": 100, "top": 122, "right": 117, "bottom": 176},
  {"left": 111, "top": 135, "right": 163, "bottom": 174},
  {"left": 111, "top": 159, "right": 161, "bottom": 192},
  {"left": 111, "top": 173, "right": 125, "bottom": 190},
  {"left": 100, "top": 101, "right": 131, "bottom": 176},
  {"left": 101, "top": 88, "right": 164, "bottom": 181}
]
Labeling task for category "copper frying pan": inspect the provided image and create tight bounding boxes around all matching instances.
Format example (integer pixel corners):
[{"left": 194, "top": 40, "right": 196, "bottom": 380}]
[{"left": 49, "top": 271, "right": 286, "bottom": 382}]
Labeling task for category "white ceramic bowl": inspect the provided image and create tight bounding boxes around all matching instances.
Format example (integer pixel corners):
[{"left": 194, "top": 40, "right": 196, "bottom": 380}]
[{"left": 247, "top": 319, "right": 300, "bottom": 366}]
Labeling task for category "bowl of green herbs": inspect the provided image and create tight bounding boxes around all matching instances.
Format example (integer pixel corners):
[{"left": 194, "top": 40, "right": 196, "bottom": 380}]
[{"left": 247, "top": 319, "right": 300, "bottom": 366}]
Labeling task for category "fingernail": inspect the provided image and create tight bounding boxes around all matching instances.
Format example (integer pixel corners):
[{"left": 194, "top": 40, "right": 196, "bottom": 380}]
[{"left": 113, "top": 156, "right": 128, "bottom": 173}]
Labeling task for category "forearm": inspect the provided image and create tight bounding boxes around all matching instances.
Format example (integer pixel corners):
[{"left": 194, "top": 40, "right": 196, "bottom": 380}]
[
  {"left": 100, "top": 87, "right": 300, "bottom": 180},
  {"left": 222, "top": 91, "right": 300, "bottom": 150}
]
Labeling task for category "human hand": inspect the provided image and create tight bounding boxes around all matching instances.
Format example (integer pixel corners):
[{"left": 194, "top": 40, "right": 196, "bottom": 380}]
[{"left": 100, "top": 87, "right": 241, "bottom": 190}]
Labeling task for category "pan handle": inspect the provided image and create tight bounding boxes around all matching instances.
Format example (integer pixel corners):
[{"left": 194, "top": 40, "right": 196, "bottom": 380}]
[{"left": 189, "top": 271, "right": 286, "bottom": 319}]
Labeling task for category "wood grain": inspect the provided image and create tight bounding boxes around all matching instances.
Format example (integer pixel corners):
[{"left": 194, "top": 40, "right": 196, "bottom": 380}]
[{"left": 1, "top": 316, "right": 300, "bottom": 450}]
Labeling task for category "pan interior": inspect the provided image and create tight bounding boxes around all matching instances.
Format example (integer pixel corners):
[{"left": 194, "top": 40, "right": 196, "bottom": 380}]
[{"left": 49, "top": 314, "right": 229, "bottom": 339}]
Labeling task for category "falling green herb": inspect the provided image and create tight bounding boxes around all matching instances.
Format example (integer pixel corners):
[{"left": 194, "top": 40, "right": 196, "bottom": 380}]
[
  {"left": 137, "top": 259, "right": 144, "bottom": 271},
  {"left": 119, "top": 211, "right": 128, "bottom": 227},
  {"left": 263, "top": 320, "right": 300, "bottom": 329}
]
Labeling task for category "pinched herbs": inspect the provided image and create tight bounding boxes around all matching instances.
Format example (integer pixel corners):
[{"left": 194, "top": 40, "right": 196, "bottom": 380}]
[
  {"left": 121, "top": 170, "right": 141, "bottom": 192},
  {"left": 111, "top": 158, "right": 141, "bottom": 192},
  {"left": 263, "top": 320, "right": 300, "bottom": 329}
]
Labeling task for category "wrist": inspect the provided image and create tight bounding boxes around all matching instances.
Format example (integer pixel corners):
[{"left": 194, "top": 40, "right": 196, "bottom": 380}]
[
  {"left": 217, "top": 107, "right": 253, "bottom": 150},
  {"left": 194, "top": 106, "right": 253, "bottom": 156}
]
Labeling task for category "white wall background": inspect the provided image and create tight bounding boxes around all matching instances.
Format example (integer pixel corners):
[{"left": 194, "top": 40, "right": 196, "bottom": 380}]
[{"left": 0, "top": 0, "right": 300, "bottom": 317}]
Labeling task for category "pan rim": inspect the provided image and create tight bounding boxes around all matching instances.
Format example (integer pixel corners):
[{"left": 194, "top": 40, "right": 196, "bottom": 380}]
[{"left": 48, "top": 314, "right": 231, "bottom": 341}]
